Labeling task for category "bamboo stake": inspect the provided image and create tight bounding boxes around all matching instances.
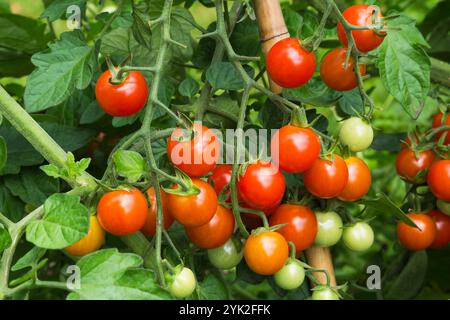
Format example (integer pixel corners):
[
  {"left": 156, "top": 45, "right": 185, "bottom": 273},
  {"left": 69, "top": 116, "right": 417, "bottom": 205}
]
[{"left": 254, "top": 0, "right": 337, "bottom": 287}]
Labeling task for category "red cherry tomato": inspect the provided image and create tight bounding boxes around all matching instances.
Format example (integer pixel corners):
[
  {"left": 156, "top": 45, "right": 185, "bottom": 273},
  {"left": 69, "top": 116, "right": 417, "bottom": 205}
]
[
  {"left": 141, "top": 187, "right": 174, "bottom": 236},
  {"left": 397, "top": 213, "right": 437, "bottom": 251},
  {"left": 427, "top": 160, "right": 450, "bottom": 201},
  {"left": 166, "top": 178, "right": 218, "bottom": 227},
  {"left": 269, "top": 204, "right": 317, "bottom": 254},
  {"left": 428, "top": 210, "right": 450, "bottom": 248},
  {"left": 304, "top": 155, "right": 349, "bottom": 199},
  {"left": 95, "top": 70, "right": 148, "bottom": 117},
  {"left": 271, "top": 125, "right": 321, "bottom": 173},
  {"left": 338, "top": 157, "right": 371, "bottom": 202},
  {"left": 266, "top": 37, "right": 316, "bottom": 88},
  {"left": 167, "top": 123, "right": 220, "bottom": 177},
  {"left": 97, "top": 188, "right": 148, "bottom": 235},
  {"left": 65, "top": 215, "right": 105, "bottom": 256},
  {"left": 432, "top": 112, "right": 450, "bottom": 145},
  {"left": 208, "top": 164, "right": 242, "bottom": 202},
  {"left": 320, "top": 48, "right": 366, "bottom": 91},
  {"left": 237, "top": 160, "right": 285, "bottom": 210},
  {"left": 185, "top": 205, "right": 235, "bottom": 249},
  {"left": 337, "top": 4, "right": 385, "bottom": 52},
  {"left": 396, "top": 147, "right": 435, "bottom": 183}
]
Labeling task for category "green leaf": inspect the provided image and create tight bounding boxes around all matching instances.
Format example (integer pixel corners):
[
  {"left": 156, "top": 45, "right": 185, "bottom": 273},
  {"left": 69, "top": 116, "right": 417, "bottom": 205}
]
[
  {"left": 283, "top": 77, "right": 340, "bottom": 106},
  {"left": 370, "top": 133, "right": 405, "bottom": 152},
  {"left": 66, "top": 249, "right": 171, "bottom": 300},
  {"left": 80, "top": 100, "right": 105, "bottom": 124},
  {"left": 0, "top": 184, "right": 25, "bottom": 223},
  {"left": 178, "top": 78, "right": 199, "bottom": 98},
  {"left": 41, "top": 0, "right": 87, "bottom": 22},
  {"left": 229, "top": 17, "right": 260, "bottom": 57},
  {"left": 0, "top": 14, "right": 47, "bottom": 53},
  {"left": 24, "top": 31, "right": 96, "bottom": 112},
  {"left": 360, "top": 193, "right": 418, "bottom": 227},
  {"left": 113, "top": 150, "right": 146, "bottom": 183},
  {"left": 206, "top": 62, "right": 244, "bottom": 91},
  {"left": 0, "top": 223, "right": 11, "bottom": 253},
  {"left": 198, "top": 273, "right": 228, "bottom": 300},
  {"left": 26, "top": 194, "right": 89, "bottom": 249},
  {"left": 40, "top": 164, "right": 61, "bottom": 179},
  {"left": 0, "top": 136, "right": 6, "bottom": 171},
  {"left": 132, "top": 2, "right": 152, "bottom": 49},
  {"left": 12, "top": 247, "right": 47, "bottom": 271},
  {"left": 282, "top": 7, "right": 303, "bottom": 38},
  {"left": 112, "top": 113, "right": 141, "bottom": 127},
  {"left": 336, "top": 89, "right": 364, "bottom": 117}
]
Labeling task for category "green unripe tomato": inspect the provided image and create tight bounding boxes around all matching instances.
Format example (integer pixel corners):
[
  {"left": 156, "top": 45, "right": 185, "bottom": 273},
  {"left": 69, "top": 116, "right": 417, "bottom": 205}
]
[
  {"left": 339, "top": 117, "right": 373, "bottom": 152},
  {"left": 168, "top": 267, "right": 196, "bottom": 299},
  {"left": 314, "top": 211, "right": 343, "bottom": 247},
  {"left": 274, "top": 259, "right": 305, "bottom": 290},
  {"left": 437, "top": 199, "right": 450, "bottom": 216},
  {"left": 207, "top": 238, "right": 243, "bottom": 270},
  {"left": 343, "top": 222, "right": 374, "bottom": 251},
  {"left": 311, "top": 287, "right": 339, "bottom": 300}
]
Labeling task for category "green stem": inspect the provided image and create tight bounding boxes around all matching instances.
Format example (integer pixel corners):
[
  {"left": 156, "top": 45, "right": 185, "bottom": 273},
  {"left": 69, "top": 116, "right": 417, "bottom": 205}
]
[{"left": 431, "top": 57, "right": 450, "bottom": 87}]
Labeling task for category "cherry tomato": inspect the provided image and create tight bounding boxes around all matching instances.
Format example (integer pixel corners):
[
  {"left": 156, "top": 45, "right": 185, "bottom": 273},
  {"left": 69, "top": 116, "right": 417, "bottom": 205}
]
[
  {"left": 238, "top": 160, "right": 285, "bottom": 210},
  {"left": 304, "top": 155, "right": 349, "bottom": 199},
  {"left": 208, "top": 238, "right": 243, "bottom": 270},
  {"left": 320, "top": 48, "right": 366, "bottom": 91},
  {"left": 140, "top": 187, "right": 174, "bottom": 236},
  {"left": 437, "top": 199, "right": 450, "bottom": 216},
  {"left": 185, "top": 205, "right": 235, "bottom": 249},
  {"left": 311, "top": 288, "right": 339, "bottom": 300},
  {"left": 314, "top": 211, "right": 343, "bottom": 247},
  {"left": 65, "top": 215, "right": 105, "bottom": 256},
  {"left": 167, "top": 123, "right": 220, "bottom": 177},
  {"left": 244, "top": 230, "right": 289, "bottom": 275},
  {"left": 397, "top": 213, "right": 437, "bottom": 251},
  {"left": 167, "top": 266, "right": 196, "bottom": 299},
  {"left": 95, "top": 70, "right": 148, "bottom": 117},
  {"left": 427, "top": 160, "right": 450, "bottom": 201},
  {"left": 432, "top": 112, "right": 450, "bottom": 145},
  {"left": 97, "top": 188, "right": 148, "bottom": 235},
  {"left": 270, "top": 125, "right": 321, "bottom": 173},
  {"left": 269, "top": 204, "right": 317, "bottom": 253},
  {"left": 266, "top": 37, "right": 316, "bottom": 88},
  {"left": 337, "top": 4, "right": 385, "bottom": 52},
  {"left": 339, "top": 117, "right": 373, "bottom": 152},
  {"left": 396, "top": 147, "right": 435, "bottom": 183},
  {"left": 342, "top": 222, "right": 374, "bottom": 252},
  {"left": 274, "top": 259, "right": 305, "bottom": 290},
  {"left": 208, "top": 164, "right": 241, "bottom": 202},
  {"left": 167, "top": 178, "right": 218, "bottom": 227},
  {"left": 428, "top": 210, "right": 450, "bottom": 248},
  {"left": 338, "top": 157, "right": 371, "bottom": 202}
]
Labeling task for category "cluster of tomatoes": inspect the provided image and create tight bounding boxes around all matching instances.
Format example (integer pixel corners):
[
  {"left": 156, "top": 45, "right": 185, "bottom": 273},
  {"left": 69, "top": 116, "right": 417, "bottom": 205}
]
[{"left": 395, "top": 111, "right": 450, "bottom": 251}]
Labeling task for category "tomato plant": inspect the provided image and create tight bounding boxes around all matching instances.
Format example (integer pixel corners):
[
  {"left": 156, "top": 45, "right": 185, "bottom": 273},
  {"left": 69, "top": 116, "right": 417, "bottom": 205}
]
[
  {"left": 166, "top": 266, "right": 196, "bottom": 299},
  {"left": 339, "top": 117, "right": 374, "bottom": 152},
  {"left": 207, "top": 238, "right": 243, "bottom": 270},
  {"left": 314, "top": 211, "right": 344, "bottom": 247},
  {"left": 342, "top": 222, "right": 374, "bottom": 252},
  {"left": 428, "top": 210, "right": 450, "bottom": 248},
  {"left": 427, "top": 160, "right": 450, "bottom": 201},
  {"left": 311, "top": 287, "right": 340, "bottom": 300},
  {"left": 141, "top": 187, "right": 174, "bottom": 236},
  {"left": 274, "top": 259, "right": 305, "bottom": 290},
  {"left": 432, "top": 112, "right": 450, "bottom": 145},
  {"left": 396, "top": 147, "right": 435, "bottom": 183},
  {"left": 65, "top": 215, "right": 105, "bottom": 257},
  {"left": 397, "top": 213, "right": 437, "bottom": 251},
  {"left": 338, "top": 156, "right": 371, "bottom": 202}
]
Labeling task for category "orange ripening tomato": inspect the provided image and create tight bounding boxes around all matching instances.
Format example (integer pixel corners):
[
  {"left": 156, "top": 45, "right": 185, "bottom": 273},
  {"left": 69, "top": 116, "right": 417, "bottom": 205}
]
[
  {"left": 320, "top": 48, "right": 366, "bottom": 91},
  {"left": 65, "top": 215, "right": 105, "bottom": 257},
  {"left": 432, "top": 112, "right": 450, "bottom": 145},
  {"left": 140, "top": 187, "right": 174, "bottom": 236},
  {"left": 244, "top": 231, "right": 289, "bottom": 275},
  {"left": 167, "top": 123, "right": 220, "bottom": 178},
  {"left": 95, "top": 70, "right": 148, "bottom": 117},
  {"left": 338, "top": 157, "right": 371, "bottom": 202},
  {"left": 97, "top": 188, "right": 148, "bottom": 235},
  {"left": 185, "top": 205, "right": 235, "bottom": 249},
  {"left": 269, "top": 204, "right": 317, "bottom": 254},
  {"left": 428, "top": 210, "right": 450, "bottom": 248},
  {"left": 337, "top": 4, "right": 385, "bottom": 52},
  {"left": 397, "top": 213, "right": 437, "bottom": 251},
  {"left": 427, "top": 160, "right": 450, "bottom": 201},
  {"left": 395, "top": 148, "right": 435, "bottom": 183}
]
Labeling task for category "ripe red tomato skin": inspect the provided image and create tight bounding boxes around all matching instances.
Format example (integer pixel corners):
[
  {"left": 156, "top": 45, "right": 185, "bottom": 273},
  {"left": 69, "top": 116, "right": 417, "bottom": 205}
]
[
  {"left": 395, "top": 148, "right": 435, "bottom": 183},
  {"left": 432, "top": 112, "right": 450, "bottom": 145},
  {"left": 303, "top": 155, "right": 349, "bottom": 199},
  {"left": 428, "top": 210, "right": 450, "bottom": 248},
  {"left": 427, "top": 160, "right": 450, "bottom": 201},
  {"left": 185, "top": 205, "right": 235, "bottom": 249},
  {"left": 237, "top": 161, "right": 286, "bottom": 210},
  {"left": 166, "top": 178, "right": 218, "bottom": 227},
  {"left": 269, "top": 204, "right": 318, "bottom": 254},
  {"left": 266, "top": 37, "right": 316, "bottom": 88},
  {"left": 207, "top": 164, "right": 242, "bottom": 202},
  {"left": 337, "top": 4, "right": 385, "bottom": 52},
  {"left": 167, "top": 123, "right": 220, "bottom": 177},
  {"left": 140, "top": 187, "right": 174, "bottom": 237},
  {"left": 95, "top": 70, "right": 148, "bottom": 117},
  {"left": 271, "top": 125, "right": 321, "bottom": 173},
  {"left": 338, "top": 157, "right": 371, "bottom": 202},
  {"left": 397, "top": 213, "right": 437, "bottom": 251},
  {"left": 320, "top": 48, "right": 366, "bottom": 91},
  {"left": 97, "top": 188, "right": 148, "bottom": 236}
]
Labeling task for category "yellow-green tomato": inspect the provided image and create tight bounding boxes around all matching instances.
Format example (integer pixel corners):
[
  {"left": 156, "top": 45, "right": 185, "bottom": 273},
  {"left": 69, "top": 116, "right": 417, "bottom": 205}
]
[
  {"left": 343, "top": 222, "right": 374, "bottom": 251},
  {"left": 274, "top": 259, "right": 305, "bottom": 290},
  {"left": 314, "top": 211, "right": 343, "bottom": 247},
  {"left": 311, "top": 287, "right": 339, "bottom": 300},
  {"left": 207, "top": 238, "right": 243, "bottom": 270},
  {"left": 168, "top": 267, "right": 196, "bottom": 299},
  {"left": 339, "top": 117, "right": 373, "bottom": 152},
  {"left": 437, "top": 199, "right": 450, "bottom": 216}
]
